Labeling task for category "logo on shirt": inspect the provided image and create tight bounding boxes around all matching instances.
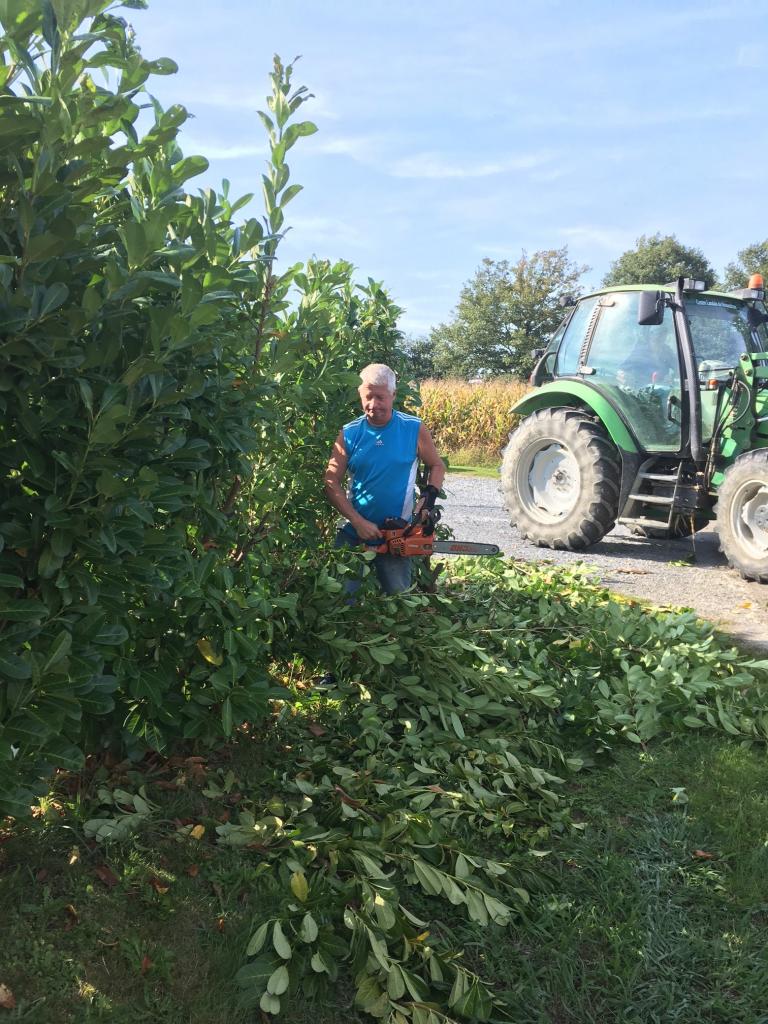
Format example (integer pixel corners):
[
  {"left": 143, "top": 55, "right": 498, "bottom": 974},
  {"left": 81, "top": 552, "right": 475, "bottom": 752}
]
[{"left": 375, "top": 439, "right": 384, "bottom": 446}]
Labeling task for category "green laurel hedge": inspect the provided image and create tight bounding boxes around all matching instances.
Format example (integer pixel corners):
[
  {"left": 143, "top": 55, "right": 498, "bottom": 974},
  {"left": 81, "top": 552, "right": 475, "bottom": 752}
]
[{"left": 0, "top": 2, "right": 411, "bottom": 816}]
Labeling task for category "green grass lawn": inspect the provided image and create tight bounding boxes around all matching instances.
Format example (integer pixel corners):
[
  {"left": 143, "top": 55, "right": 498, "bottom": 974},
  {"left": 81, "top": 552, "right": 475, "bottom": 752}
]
[
  {"left": 444, "top": 463, "right": 500, "bottom": 479},
  {"left": 443, "top": 448, "right": 501, "bottom": 477},
  {"left": 2, "top": 732, "right": 767, "bottom": 1024}
]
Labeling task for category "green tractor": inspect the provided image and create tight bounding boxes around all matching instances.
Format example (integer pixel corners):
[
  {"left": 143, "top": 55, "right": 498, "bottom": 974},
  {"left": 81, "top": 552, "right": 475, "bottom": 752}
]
[{"left": 500, "top": 276, "right": 768, "bottom": 582}]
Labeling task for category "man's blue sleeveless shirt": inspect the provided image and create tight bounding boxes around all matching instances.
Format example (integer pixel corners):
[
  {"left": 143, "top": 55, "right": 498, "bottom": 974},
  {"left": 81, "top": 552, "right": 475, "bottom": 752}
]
[{"left": 341, "top": 411, "right": 421, "bottom": 541}]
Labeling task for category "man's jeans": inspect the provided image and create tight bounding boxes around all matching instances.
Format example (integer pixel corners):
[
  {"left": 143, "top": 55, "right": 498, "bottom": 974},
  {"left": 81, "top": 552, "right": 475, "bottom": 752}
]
[{"left": 334, "top": 530, "right": 412, "bottom": 596}]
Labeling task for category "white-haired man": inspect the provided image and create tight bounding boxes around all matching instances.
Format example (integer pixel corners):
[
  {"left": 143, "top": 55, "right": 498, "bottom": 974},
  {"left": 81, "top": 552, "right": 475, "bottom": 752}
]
[{"left": 324, "top": 363, "right": 445, "bottom": 594}]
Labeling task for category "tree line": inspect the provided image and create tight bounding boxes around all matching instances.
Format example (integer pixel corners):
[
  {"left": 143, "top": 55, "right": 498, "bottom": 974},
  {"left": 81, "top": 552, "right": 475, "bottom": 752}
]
[{"left": 408, "top": 234, "right": 768, "bottom": 381}]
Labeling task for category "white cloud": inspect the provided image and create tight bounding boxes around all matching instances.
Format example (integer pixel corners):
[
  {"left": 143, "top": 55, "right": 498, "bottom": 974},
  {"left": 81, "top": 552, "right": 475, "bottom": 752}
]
[
  {"left": 314, "top": 134, "right": 383, "bottom": 160},
  {"left": 398, "top": 314, "right": 435, "bottom": 336},
  {"left": 517, "top": 103, "right": 734, "bottom": 132},
  {"left": 389, "top": 150, "right": 553, "bottom": 180},
  {"left": 288, "top": 214, "right": 365, "bottom": 248},
  {"left": 314, "top": 135, "right": 555, "bottom": 181},
  {"left": 182, "top": 138, "right": 267, "bottom": 160},
  {"left": 737, "top": 44, "right": 766, "bottom": 68},
  {"left": 472, "top": 243, "right": 524, "bottom": 259},
  {"left": 561, "top": 226, "right": 636, "bottom": 252}
]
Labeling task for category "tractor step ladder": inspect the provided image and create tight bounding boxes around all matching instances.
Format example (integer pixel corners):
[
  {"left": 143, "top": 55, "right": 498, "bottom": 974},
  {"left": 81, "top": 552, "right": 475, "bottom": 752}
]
[
  {"left": 627, "top": 492, "right": 673, "bottom": 505},
  {"left": 618, "top": 462, "right": 683, "bottom": 531}
]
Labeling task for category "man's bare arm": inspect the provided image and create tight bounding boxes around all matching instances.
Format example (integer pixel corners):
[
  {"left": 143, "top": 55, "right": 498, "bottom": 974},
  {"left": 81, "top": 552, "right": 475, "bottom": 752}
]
[
  {"left": 417, "top": 424, "right": 446, "bottom": 490},
  {"left": 413, "top": 424, "right": 445, "bottom": 522},
  {"left": 324, "top": 432, "right": 383, "bottom": 541}
]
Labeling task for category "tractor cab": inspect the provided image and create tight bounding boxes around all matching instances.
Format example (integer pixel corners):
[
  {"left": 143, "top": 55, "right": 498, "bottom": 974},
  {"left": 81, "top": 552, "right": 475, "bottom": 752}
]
[{"left": 501, "top": 276, "right": 768, "bottom": 582}]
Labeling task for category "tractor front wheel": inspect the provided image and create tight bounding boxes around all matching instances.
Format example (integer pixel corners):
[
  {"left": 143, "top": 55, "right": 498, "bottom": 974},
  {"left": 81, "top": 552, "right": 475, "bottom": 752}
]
[
  {"left": 716, "top": 450, "right": 768, "bottom": 583},
  {"left": 501, "top": 408, "right": 620, "bottom": 550}
]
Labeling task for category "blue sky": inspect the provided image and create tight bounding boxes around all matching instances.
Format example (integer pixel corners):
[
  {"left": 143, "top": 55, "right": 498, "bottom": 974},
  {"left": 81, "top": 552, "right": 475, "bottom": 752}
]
[{"left": 130, "top": 0, "right": 768, "bottom": 336}]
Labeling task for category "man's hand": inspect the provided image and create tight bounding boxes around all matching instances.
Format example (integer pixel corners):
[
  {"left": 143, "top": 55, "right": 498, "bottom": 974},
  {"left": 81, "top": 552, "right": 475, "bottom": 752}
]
[
  {"left": 354, "top": 517, "right": 383, "bottom": 542},
  {"left": 414, "top": 484, "right": 440, "bottom": 522}
]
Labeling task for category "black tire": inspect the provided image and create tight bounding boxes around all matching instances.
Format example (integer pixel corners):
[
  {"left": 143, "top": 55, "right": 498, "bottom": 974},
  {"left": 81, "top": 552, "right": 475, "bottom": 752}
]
[
  {"left": 630, "top": 514, "right": 709, "bottom": 540},
  {"left": 500, "top": 408, "right": 620, "bottom": 550},
  {"left": 715, "top": 450, "right": 768, "bottom": 583}
]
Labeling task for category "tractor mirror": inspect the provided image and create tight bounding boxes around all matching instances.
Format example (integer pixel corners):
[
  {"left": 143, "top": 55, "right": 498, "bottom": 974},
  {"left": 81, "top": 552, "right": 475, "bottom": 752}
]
[
  {"left": 529, "top": 351, "right": 555, "bottom": 387},
  {"left": 747, "top": 307, "right": 768, "bottom": 329},
  {"left": 637, "top": 290, "right": 665, "bottom": 326}
]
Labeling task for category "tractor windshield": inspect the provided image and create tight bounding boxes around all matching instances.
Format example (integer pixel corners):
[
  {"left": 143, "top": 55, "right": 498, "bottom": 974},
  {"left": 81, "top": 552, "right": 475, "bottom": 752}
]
[{"left": 686, "top": 296, "right": 766, "bottom": 371}]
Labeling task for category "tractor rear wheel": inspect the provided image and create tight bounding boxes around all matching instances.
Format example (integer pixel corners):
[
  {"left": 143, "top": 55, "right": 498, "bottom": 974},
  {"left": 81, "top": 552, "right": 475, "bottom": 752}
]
[
  {"left": 716, "top": 450, "right": 768, "bottom": 583},
  {"left": 501, "top": 408, "right": 620, "bottom": 550}
]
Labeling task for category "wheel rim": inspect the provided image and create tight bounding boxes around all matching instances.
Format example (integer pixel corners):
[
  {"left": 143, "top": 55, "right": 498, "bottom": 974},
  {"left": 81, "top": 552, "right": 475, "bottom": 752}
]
[
  {"left": 515, "top": 438, "right": 581, "bottom": 523},
  {"left": 729, "top": 477, "right": 768, "bottom": 560}
]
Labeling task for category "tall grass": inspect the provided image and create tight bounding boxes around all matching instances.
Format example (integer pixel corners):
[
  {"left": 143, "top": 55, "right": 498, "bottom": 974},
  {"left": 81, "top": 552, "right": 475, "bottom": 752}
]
[{"left": 418, "top": 377, "right": 529, "bottom": 462}]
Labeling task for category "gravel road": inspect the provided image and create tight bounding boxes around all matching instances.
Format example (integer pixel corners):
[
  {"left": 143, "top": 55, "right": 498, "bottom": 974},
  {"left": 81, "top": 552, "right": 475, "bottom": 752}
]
[{"left": 441, "top": 473, "right": 768, "bottom": 652}]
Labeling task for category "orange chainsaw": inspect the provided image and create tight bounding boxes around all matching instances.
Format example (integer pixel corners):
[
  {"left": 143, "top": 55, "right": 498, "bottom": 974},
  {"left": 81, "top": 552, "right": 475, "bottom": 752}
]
[{"left": 367, "top": 509, "right": 500, "bottom": 558}]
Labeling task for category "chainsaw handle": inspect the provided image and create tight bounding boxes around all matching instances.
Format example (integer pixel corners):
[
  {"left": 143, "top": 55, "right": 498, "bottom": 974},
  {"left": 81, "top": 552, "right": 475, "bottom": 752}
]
[{"left": 365, "top": 539, "right": 390, "bottom": 554}]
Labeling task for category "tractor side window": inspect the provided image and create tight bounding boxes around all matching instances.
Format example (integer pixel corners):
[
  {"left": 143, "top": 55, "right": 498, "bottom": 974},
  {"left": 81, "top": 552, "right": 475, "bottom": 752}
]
[
  {"left": 586, "top": 291, "right": 681, "bottom": 452},
  {"left": 555, "top": 297, "right": 598, "bottom": 375},
  {"left": 686, "top": 297, "right": 757, "bottom": 371}
]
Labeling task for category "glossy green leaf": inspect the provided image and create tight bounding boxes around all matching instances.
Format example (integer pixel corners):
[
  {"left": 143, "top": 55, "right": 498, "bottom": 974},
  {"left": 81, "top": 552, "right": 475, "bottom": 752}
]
[{"left": 272, "top": 921, "right": 291, "bottom": 960}]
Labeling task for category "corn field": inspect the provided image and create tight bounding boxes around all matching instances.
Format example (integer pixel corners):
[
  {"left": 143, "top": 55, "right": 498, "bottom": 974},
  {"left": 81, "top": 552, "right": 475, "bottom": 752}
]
[{"left": 417, "top": 377, "right": 530, "bottom": 461}]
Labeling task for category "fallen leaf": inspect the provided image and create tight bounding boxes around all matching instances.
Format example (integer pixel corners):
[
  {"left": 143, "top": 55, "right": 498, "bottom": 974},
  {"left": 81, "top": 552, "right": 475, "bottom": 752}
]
[
  {"left": 187, "top": 764, "right": 207, "bottom": 784},
  {"left": 36, "top": 868, "right": 49, "bottom": 882},
  {"left": 307, "top": 723, "right": 326, "bottom": 737},
  {"left": 186, "top": 864, "right": 199, "bottom": 878},
  {"left": 216, "top": 916, "right": 225, "bottom": 932},
  {"left": 140, "top": 955, "right": 153, "bottom": 976},
  {"left": 196, "top": 638, "right": 223, "bottom": 666},
  {"left": 148, "top": 877, "right": 170, "bottom": 894},
  {"left": 692, "top": 849, "right": 716, "bottom": 860},
  {"left": 94, "top": 864, "right": 119, "bottom": 888},
  {"left": 68, "top": 847, "right": 80, "bottom": 866},
  {"left": 64, "top": 904, "right": 79, "bottom": 929},
  {"left": 738, "top": 601, "right": 752, "bottom": 609},
  {"left": 190, "top": 824, "right": 206, "bottom": 841},
  {"left": 290, "top": 870, "right": 309, "bottom": 902},
  {"left": 426, "top": 785, "right": 446, "bottom": 794},
  {"left": 0, "top": 984, "right": 16, "bottom": 1009}
]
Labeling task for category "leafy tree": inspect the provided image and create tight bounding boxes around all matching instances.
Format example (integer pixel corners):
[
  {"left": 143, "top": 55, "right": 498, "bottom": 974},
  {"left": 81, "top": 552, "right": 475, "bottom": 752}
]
[
  {"left": 602, "top": 233, "right": 715, "bottom": 288},
  {"left": 430, "top": 249, "right": 588, "bottom": 379},
  {"left": 402, "top": 334, "right": 440, "bottom": 381},
  {"left": 723, "top": 240, "right": 768, "bottom": 290}
]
